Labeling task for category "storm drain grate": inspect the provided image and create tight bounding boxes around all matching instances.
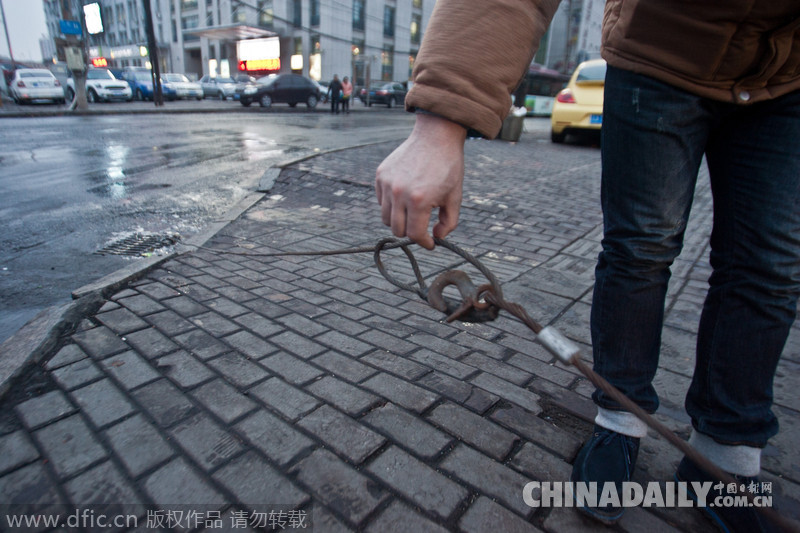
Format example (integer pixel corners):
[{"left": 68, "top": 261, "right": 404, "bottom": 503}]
[{"left": 95, "top": 232, "right": 180, "bottom": 256}]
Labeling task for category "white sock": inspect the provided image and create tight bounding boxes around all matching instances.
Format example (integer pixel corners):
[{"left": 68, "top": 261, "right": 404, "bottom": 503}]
[
  {"left": 688, "top": 430, "right": 761, "bottom": 478},
  {"left": 595, "top": 407, "right": 648, "bottom": 439}
]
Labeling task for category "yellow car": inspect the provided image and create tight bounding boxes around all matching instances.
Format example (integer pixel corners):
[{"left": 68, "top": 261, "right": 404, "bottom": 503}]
[{"left": 550, "top": 59, "right": 607, "bottom": 143}]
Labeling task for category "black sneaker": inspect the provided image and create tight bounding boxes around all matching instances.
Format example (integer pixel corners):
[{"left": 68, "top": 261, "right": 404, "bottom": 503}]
[
  {"left": 571, "top": 424, "right": 640, "bottom": 524},
  {"left": 675, "top": 456, "right": 782, "bottom": 533}
]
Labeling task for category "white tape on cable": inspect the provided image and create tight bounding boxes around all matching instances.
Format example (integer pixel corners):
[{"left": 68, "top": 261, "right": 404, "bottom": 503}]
[{"left": 537, "top": 326, "right": 580, "bottom": 364}]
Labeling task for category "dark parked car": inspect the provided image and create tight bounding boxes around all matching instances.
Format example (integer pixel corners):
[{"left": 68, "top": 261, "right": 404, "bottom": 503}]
[
  {"left": 358, "top": 82, "right": 406, "bottom": 107},
  {"left": 238, "top": 73, "right": 321, "bottom": 109}
]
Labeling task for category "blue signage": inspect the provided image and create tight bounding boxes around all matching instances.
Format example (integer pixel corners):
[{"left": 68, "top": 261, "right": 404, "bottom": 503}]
[{"left": 59, "top": 20, "right": 82, "bottom": 36}]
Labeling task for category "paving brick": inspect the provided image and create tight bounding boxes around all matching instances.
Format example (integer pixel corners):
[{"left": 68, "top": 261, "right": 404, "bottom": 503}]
[
  {"left": 365, "top": 500, "right": 449, "bottom": 533},
  {"left": 155, "top": 350, "right": 215, "bottom": 389},
  {"left": 33, "top": 415, "right": 107, "bottom": 478},
  {"left": 459, "top": 496, "right": 542, "bottom": 533},
  {"left": 306, "top": 376, "right": 380, "bottom": 415},
  {"left": 276, "top": 313, "right": 330, "bottom": 337},
  {"left": 316, "top": 312, "right": 370, "bottom": 336},
  {"left": 268, "top": 330, "right": 327, "bottom": 359},
  {"left": 235, "top": 410, "right": 314, "bottom": 467},
  {"left": 490, "top": 403, "right": 582, "bottom": 461},
  {"left": 137, "top": 281, "right": 182, "bottom": 300},
  {"left": 160, "top": 294, "right": 207, "bottom": 317},
  {"left": 0, "top": 462, "right": 65, "bottom": 508},
  {"left": 100, "top": 350, "right": 160, "bottom": 390},
  {"left": 63, "top": 460, "right": 144, "bottom": 512},
  {"left": 105, "top": 414, "right": 174, "bottom": 477},
  {"left": 123, "top": 326, "right": 179, "bottom": 360},
  {"left": 361, "top": 350, "right": 430, "bottom": 380},
  {"left": 244, "top": 298, "right": 292, "bottom": 319},
  {"left": 191, "top": 311, "right": 241, "bottom": 337},
  {"left": 315, "top": 330, "right": 373, "bottom": 357},
  {"left": 0, "top": 430, "right": 39, "bottom": 475},
  {"left": 260, "top": 352, "right": 324, "bottom": 385},
  {"left": 118, "top": 293, "right": 167, "bottom": 315},
  {"left": 213, "top": 451, "right": 310, "bottom": 508},
  {"left": 233, "top": 312, "right": 284, "bottom": 337},
  {"left": 15, "top": 390, "right": 76, "bottom": 429},
  {"left": 470, "top": 372, "right": 543, "bottom": 414},
  {"left": 247, "top": 377, "right": 320, "bottom": 421},
  {"left": 407, "top": 333, "right": 471, "bottom": 358},
  {"left": 206, "top": 297, "right": 250, "bottom": 318},
  {"left": 70, "top": 379, "right": 136, "bottom": 428},
  {"left": 407, "top": 348, "right": 478, "bottom": 380},
  {"left": 291, "top": 449, "right": 389, "bottom": 526},
  {"left": 313, "top": 505, "right": 356, "bottom": 533},
  {"left": 190, "top": 379, "right": 257, "bottom": 423},
  {"left": 417, "top": 371, "right": 499, "bottom": 414},
  {"left": 368, "top": 446, "right": 469, "bottom": 520},
  {"left": 362, "top": 373, "right": 439, "bottom": 413},
  {"left": 462, "top": 352, "right": 532, "bottom": 386},
  {"left": 144, "top": 458, "right": 226, "bottom": 507},
  {"left": 50, "top": 357, "right": 103, "bottom": 390},
  {"left": 297, "top": 405, "right": 385, "bottom": 464},
  {"left": 133, "top": 379, "right": 197, "bottom": 427},
  {"left": 96, "top": 307, "right": 149, "bottom": 335},
  {"left": 440, "top": 444, "right": 533, "bottom": 517},
  {"left": 427, "top": 402, "right": 518, "bottom": 460},
  {"left": 362, "top": 403, "right": 451, "bottom": 460},
  {"left": 311, "top": 351, "right": 377, "bottom": 383},
  {"left": 169, "top": 412, "right": 244, "bottom": 470},
  {"left": 71, "top": 326, "right": 128, "bottom": 359},
  {"left": 45, "top": 343, "right": 87, "bottom": 370},
  {"left": 146, "top": 309, "right": 197, "bottom": 337},
  {"left": 222, "top": 330, "right": 276, "bottom": 359},
  {"left": 206, "top": 352, "right": 269, "bottom": 387},
  {"left": 173, "top": 328, "right": 229, "bottom": 361}
]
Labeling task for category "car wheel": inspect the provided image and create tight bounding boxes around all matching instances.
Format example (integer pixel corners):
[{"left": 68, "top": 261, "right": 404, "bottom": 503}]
[
  {"left": 218, "top": 91, "right": 225, "bottom": 101},
  {"left": 387, "top": 97, "right": 394, "bottom": 109},
  {"left": 241, "top": 98, "right": 251, "bottom": 107},
  {"left": 259, "top": 94, "right": 272, "bottom": 108},
  {"left": 307, "top": 95, "right": 318, "bottom": 109},
  {"left": 136, "top": 89, "right": 144, "bottom": 101},
  {"left": 87, "top": 89, "right": 98, "bottom": 103},
  {"left": 66, "top": 88, "right": 75, "bottom": 101},
  {"left": 551, "top": 130, "right": 566, "bottom": 143}
]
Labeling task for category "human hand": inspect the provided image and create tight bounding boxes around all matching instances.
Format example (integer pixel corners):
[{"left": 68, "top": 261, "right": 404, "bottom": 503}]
[{"left": 375, "top": 113, "right": 467, "bottom": 249}]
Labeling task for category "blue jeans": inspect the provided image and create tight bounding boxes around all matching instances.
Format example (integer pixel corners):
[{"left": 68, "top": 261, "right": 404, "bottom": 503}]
[{"left": 591, "top": 66, "right": 800, "bottom": 447}]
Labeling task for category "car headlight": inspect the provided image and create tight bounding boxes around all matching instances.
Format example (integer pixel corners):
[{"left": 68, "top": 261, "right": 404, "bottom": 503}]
[{"left": 244, "top": 86, "right": 257, "bottom": 95}]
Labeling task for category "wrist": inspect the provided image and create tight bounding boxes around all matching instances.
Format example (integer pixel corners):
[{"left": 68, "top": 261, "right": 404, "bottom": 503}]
[{"left": 413, "top": 111, "right": 468, "bottom": 144}]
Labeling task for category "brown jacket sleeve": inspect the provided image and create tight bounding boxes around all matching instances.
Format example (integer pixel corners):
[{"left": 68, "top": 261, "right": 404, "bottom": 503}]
[{"left": 406, "top": 0, "right": 562, "bottom": 138}]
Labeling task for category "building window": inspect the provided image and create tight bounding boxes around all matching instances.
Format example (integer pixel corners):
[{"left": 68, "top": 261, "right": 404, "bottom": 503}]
[
  {"left": 381, "top": 44, "right": 394, "bottom": 80},
  {"left": 232, "top": 4, "right": 247, "bottom": 23},
  {"left": 182, "top": 15, "right": 199, "bottom": 29},
  {"left": 172, "top": 19, "right": 178, "bottom": 42},
  {"left": 181, "top": 0, "right": 198, "bottom": 10},
  {"left": 413, "top": 0, "right": 422, "bottom": 8},
  {"left": 310, "top": 0, "right": 320, "bottom": 26},
  {"left": 352, "top": 38, "right": 365, "bottom": 57},
  {"left": 257, "top": 0, "right": 273, "bottom": 27},
  {"left": 292, "top": 0, "right": 302, "bottom": 26},
  {"left": 410, "top": 14, "right": 421, "bottom": 44},
  {"left": 353, "top": 0, "right": 365, "bottom": 31},
  {"left": 409, "top": 50, "right": 417, "bottom": 78},
  {"left": 383, "top": 5, "right": 395, "bottom": 37}
]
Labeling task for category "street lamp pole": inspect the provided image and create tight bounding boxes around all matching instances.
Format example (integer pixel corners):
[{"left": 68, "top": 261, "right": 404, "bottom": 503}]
[{"left": 0, "top": 0, "right": 16, "bottom": 69}]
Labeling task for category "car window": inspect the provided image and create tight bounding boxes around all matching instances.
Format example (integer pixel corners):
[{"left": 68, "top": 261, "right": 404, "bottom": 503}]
[
  {"left": 393, "top": 83, "right": 403, "bottom": 91},
  {"left": 87, "top": 69, "right": 114, "bottom": 80},
  {"left": 133, "top": 72, "right": 151, "bottom": 82},
  {"left": 21, "top": 70, "right": 54, "bottom": 79},
  {"left": 217, "top": 78, "right": 235, "bottom": 84},
  {"left": 576, "top": 63, "right": 607, "bottom": 82}
]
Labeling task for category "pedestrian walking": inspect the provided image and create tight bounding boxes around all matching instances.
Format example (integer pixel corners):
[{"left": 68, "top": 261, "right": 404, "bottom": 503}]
[
  {"left": 374, "top": 2, "right": 800, "bottom": 532},
  {"left": 328, "top": 74, "right": 342, "bottom": 114},
  {"left": 341, "top": 76, "right": 353, "bottom": 114}
]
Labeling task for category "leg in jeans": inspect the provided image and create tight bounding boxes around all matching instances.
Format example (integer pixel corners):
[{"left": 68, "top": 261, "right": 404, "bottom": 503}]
[
  {"left": 687, "top": 90, "right": 800, "bottom": 452},
  {"left": 591, "top": 66, "right": 711, "bottom": 419}
]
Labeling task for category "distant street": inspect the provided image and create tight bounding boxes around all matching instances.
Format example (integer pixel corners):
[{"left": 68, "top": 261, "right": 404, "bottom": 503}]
[{"left": 0, "top": 106, "right": 416, "bottom": 344}]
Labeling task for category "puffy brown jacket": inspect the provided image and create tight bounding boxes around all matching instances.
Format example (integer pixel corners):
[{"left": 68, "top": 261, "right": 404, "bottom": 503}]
[{"left": 406, "top": 0, "right": 800, "bottom": 137}]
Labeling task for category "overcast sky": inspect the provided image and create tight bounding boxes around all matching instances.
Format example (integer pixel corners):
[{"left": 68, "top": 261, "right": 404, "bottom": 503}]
[{"left": 1, "top": 0, "right": 48, "bottom": 63}]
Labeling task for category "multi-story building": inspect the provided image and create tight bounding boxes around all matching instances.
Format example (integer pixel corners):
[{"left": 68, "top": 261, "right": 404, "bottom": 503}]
[{"left": 42, "top": 0, "right": 435, "bottom": 85}]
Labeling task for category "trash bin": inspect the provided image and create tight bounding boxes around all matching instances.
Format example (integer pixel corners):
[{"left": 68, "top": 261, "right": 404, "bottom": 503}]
[{"left": 499, "top": 115, "right": 524, "bottom": 142}]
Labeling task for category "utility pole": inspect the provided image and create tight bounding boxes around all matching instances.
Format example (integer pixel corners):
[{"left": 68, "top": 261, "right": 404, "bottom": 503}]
[
  {"left": 63, "top": 0, "right": 88, "bottom": 110},
  {"left": 142, "top": 0, "right": 163, "bottom": 106},
  {"left": 0, "top": 0, "right": 13, "bottom": 105}
]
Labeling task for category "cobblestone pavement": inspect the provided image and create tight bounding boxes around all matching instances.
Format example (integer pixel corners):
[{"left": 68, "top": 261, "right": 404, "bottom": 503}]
[{"left": 1, "top": 123, "right": 799, "bottom": 532}]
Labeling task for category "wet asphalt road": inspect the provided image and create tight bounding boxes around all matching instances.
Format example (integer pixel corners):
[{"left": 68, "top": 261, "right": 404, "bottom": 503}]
[{"left": 0, "top": 108, "right": 415, "bottom": 344}]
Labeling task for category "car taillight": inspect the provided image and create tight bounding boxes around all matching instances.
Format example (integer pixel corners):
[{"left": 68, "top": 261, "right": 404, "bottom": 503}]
[
  {"left": 556, "top": 89, "right": 575, "bottom": 103},
  {"left": 376, "top": 90, "right": 388, "bottom": 95},
  {"left": 16, "top": 80, "right": 25, "bottom": 88}
]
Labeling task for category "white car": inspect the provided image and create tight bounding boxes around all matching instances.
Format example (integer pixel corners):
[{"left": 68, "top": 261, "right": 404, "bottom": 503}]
[
  {"left": 161, "top": 73, "right": 203, "bottom": 100},
  {"left": 9, "top": 68, "right": 66, "bottom": 104},
  {"left": 67, "top": 68, "right": 133, "bottom": 103},
  {"left": 199, "top": 75, "right": 237, "bottom": 100}
]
